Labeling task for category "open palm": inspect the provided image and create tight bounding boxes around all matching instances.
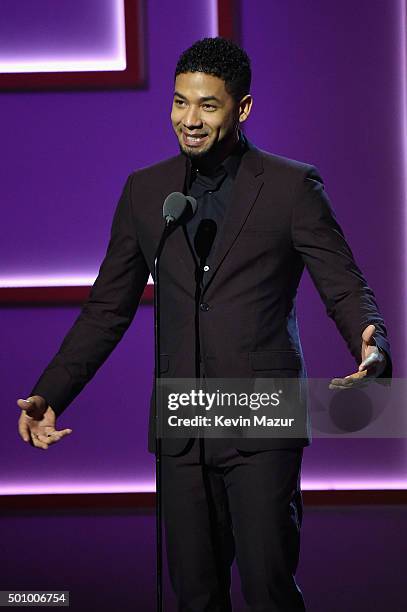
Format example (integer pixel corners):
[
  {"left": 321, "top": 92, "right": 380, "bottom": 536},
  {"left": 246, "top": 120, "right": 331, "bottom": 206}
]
[{"left": 17, "top": 396, "right": 72, "bottom": 450}]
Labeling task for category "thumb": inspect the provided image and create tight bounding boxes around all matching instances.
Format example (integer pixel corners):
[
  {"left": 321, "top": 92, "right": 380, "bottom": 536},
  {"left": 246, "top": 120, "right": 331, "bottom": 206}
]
[
  {"left": 362, "top": 324, "right": 376, "bottom": 345},
  {"left": 17, "top": 397, "right": 36, "bottom": 411},
  {"left": 17, "top": 396, "right": 47, "bottom": 418}
]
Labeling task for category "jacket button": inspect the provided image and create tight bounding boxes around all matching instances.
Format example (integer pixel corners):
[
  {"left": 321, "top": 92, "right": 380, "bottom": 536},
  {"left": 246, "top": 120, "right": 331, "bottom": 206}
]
[{"left": 200, "top": 302, "right": 210, "bottom": 312}]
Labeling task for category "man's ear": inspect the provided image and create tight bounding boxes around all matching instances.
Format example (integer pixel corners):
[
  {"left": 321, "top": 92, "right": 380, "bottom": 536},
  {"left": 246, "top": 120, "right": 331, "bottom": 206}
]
[{"left": 238, "top": 94, "right": 253, "bottom": 123}]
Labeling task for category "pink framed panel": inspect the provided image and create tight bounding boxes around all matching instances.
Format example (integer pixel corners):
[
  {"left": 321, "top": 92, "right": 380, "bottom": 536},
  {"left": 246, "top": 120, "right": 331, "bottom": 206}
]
[{"left": 0, "top": 0, "right": 145, "bottom": 90}]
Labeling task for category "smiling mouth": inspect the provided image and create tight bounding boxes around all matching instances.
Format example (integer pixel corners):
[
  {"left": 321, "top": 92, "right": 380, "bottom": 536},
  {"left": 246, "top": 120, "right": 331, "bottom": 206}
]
[{"left": 182, "top": 133, "right": 209, "bottom": 146}]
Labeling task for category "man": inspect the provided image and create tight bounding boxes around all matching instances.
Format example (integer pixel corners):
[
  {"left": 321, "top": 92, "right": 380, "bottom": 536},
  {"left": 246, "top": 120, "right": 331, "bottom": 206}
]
[{"left": 17, "top": 38, "right": 391, "bottom": 611}]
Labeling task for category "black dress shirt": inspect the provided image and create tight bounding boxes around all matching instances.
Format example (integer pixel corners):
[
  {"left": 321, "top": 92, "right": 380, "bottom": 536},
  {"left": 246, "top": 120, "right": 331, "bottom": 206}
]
[{"left": 184, "top": 131, "right": 248, "bottom": 284}]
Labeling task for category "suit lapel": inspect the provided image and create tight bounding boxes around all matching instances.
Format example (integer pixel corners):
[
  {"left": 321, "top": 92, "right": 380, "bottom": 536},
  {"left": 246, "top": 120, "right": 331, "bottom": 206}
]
[
  {"left": 157, "top": 141, "right": 264, "bottom": 294},
  {"left": 203, "top": 141, "right": 264, "bottom": 294}
]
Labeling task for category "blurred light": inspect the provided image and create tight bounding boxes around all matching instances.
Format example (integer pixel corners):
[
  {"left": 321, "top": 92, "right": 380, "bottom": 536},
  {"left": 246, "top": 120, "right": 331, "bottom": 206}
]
[
  {"left": 0, "top": 0, "right": 126, "bottom": 73},
  {"left": 0, "top": 481, "right": 156, "bottom": 495},
  {"left": 0, "top": 275, "right": 154, "bottom": 287},
  {"left": 1, "top": 478, "right": 406, "bottom": 495},
  {"left": 400, "top": 0, "right": 407, "bottom": 375},
  {"left": 208, "top": 0, "right": 218, "bottom": 36}
]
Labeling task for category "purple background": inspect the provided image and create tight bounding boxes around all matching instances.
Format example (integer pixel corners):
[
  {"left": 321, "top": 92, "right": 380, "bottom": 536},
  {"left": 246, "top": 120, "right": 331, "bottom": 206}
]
[
  {"left": 1, "top": 1, "right": 406, "bottom": 609},
  {"left": 1, "top": 0, "right": 405, "bottom": 489}
]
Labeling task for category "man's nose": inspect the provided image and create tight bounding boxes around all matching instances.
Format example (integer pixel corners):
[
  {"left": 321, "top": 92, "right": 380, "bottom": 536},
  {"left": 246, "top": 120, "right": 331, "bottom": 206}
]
[{"left": 183, "top": 106, "right": 203, "bottom": 129}]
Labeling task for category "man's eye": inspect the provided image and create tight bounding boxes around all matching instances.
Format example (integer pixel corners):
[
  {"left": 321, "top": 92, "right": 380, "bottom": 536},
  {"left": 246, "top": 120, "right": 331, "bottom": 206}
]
[
  {"left": 203, "top": 104, "right": 216, "bottom": 110},
  {"left": 174, "top": 99, "right": 185, "bottom": 106}
]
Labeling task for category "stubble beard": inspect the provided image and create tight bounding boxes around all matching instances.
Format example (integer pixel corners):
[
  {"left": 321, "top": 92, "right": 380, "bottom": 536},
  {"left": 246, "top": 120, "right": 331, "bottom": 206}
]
[
  {"left": 177, "top": 127, "right": 238, "bottom": 165},
  {"left": 177, "top": 136, "right": 214, "bottom": 162}
]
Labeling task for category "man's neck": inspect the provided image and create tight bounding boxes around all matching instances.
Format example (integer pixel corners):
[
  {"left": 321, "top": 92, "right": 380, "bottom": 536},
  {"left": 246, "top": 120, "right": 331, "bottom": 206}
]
[{"left": 192, "top": 131, "right": 241, "bottom": 174}]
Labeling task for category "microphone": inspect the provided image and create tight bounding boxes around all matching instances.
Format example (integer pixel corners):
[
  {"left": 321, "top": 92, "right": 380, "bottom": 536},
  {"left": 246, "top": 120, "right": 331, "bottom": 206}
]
[{"left": 163, "top": 192, "right": 197, "bottom": 225}]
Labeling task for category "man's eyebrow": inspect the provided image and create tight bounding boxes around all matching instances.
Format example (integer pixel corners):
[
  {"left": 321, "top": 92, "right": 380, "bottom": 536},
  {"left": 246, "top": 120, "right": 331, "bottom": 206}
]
[{"left": 173, "top": 91, "right": 222, "bottom": 103}]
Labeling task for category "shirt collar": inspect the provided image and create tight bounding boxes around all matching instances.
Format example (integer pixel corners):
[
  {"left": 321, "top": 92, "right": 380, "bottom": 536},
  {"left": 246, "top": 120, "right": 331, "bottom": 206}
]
[{"left": 185, "top": 130, "right": 248, "bottom": 190}]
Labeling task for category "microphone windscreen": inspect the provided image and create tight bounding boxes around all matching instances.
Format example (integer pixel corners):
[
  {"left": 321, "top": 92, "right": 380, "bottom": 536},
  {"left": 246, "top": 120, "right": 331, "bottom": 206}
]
[{"left": 163, "top": 192, "right": 189, "bottom": 221}]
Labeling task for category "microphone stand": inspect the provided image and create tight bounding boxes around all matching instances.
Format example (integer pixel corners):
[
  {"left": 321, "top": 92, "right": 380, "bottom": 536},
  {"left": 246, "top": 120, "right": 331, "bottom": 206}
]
[
  {"left": 153, "top": 194, "right": 197, "bottom": 612},
  {"left": 153, "top": 220, "right": 173, "bottom": 612}
]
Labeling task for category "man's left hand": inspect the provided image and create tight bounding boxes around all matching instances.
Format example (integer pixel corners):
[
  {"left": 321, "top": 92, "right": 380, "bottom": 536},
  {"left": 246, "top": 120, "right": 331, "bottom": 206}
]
[{"left": 329, "top": 324, "right": 387, "bottom": 390}]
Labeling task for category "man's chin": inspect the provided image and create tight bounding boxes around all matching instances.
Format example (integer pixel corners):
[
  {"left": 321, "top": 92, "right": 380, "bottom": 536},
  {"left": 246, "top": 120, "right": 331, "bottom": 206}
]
[{"left": 178, "top": 142, "right": 211, "bottom": 160}]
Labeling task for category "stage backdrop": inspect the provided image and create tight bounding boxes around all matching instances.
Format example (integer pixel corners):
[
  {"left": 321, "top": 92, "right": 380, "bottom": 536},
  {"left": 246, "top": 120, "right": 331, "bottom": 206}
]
[{"left": 1, "top": 0, "right": 406, "bottom": 493}]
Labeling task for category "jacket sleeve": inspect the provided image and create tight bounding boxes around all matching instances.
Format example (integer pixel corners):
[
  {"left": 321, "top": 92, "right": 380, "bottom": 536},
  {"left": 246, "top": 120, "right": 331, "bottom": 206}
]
[
  {"left": 29, "top": 173, "right": 150, "bottom": 415},
  {"left": 291, "top": 166, "right": 392, "bottom": 380}
]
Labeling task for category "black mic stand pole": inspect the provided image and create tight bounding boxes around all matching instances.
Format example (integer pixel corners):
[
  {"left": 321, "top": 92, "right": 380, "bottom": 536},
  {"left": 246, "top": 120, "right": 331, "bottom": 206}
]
[
  {"left": 153, "top": 221, "right": 173, "bottom": 612},
  {"left": 153, "top": 193, "right": 197, "bottom": 612}
]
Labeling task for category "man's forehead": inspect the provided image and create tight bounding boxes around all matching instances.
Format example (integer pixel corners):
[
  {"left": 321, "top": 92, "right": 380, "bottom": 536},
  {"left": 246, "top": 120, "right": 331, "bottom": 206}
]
[{"left": 174, "top": 71, "right": 228, "bottom": 99}]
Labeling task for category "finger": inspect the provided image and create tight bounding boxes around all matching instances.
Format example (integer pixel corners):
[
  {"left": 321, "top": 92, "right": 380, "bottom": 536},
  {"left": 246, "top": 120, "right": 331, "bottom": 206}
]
[
  {"left": 329, "top": 369, "right": 371, "bottom": 389},
  {"left": 58, "top": 428, "right": 73, "bottom": 436},
  {"left": 42, "top": 429, "right": 72, "bottom": 445},
  {"left": 18, "top": 419, "right": 31, "bottom": 443},
  {"left": 347, "top": 369, "right": 368, "bottom": 380},
  {"left": 330, "top": 377, "right": 355, "bottom": 387},
  {"left": 17, "top": 398, "right": 44, "bottom": 421},
  {"left": 361, "top": 341, "right": 378, "bottom": 363},
  {"left": 328, "top": 382, "right": 353, "bottom": 389},
  {"left": 329, "top": 382, "right": 355, "bottom": 390},
  {"left": 358, "top": 352, "right": 380, "bottom": 371},
  {"left": 329, "top": 371, "right": 367, "bottom": 389},
  {"left": 330, "top": 377, "right": 371, "bottom": 388},
  {"left": 17, "top": 398, "right": 35, "bottom": 412},
  {"left": 329, "top": 380, "right": 368, "bottom": 390},
  {"left": 30, "top": 431, "right": 48, "bottom": 450},
  {"left": 362, "top": 324, "right": 376, "bottom": 344}
]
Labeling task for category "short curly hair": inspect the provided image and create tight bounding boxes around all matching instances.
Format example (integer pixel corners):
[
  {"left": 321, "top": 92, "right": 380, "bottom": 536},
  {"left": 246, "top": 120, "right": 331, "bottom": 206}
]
[{"left": 175, "top": 37, "right": 251, "bottom": 103}]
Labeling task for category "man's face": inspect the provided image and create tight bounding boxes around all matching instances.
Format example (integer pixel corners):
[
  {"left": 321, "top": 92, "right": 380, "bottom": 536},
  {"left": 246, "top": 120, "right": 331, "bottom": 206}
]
[{"left": 171, "top": 72, "right": 240, "bottom": 162}]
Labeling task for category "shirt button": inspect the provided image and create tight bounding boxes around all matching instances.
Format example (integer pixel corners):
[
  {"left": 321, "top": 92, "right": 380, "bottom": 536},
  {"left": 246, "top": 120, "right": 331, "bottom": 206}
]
[
  {"left": 200, "top": 302, "right": 210, "bottom": 312},
  {"left": 203, "top": 265, "right": 210, "bottom": 272}
]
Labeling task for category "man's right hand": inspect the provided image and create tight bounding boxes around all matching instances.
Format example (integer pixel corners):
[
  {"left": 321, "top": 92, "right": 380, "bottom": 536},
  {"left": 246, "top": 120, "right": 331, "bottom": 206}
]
[{"left": 17, "top": 395, "right": 72, "bottom": 450}]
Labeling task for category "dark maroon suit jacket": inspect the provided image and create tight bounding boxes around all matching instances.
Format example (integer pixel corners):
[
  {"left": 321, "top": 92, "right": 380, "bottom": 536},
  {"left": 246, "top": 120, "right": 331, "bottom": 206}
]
[{"left": 30, "top": 138, "right": 392, "bottom": 455}]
